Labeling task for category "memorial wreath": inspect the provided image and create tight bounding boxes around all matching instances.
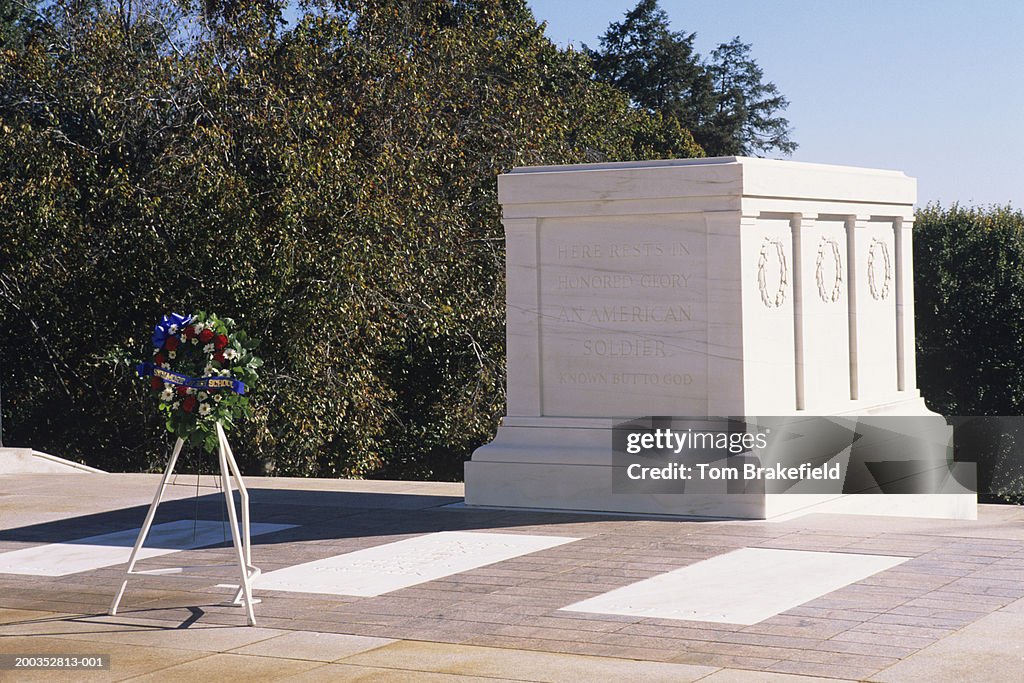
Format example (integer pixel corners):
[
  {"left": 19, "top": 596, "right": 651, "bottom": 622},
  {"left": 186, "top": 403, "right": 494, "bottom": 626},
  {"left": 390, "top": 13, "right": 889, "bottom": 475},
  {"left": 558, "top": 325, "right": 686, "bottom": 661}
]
[{"left": 137, "top": 312, "right": 262, "bottom": 452}]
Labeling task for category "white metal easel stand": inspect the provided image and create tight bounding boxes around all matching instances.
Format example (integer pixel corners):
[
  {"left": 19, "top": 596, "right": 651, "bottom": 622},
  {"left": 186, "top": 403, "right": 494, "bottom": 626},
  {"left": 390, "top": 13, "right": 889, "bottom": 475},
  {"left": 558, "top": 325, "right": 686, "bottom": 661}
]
[{"left": 109, "top": 422, "right": 261, "bottom": 625}]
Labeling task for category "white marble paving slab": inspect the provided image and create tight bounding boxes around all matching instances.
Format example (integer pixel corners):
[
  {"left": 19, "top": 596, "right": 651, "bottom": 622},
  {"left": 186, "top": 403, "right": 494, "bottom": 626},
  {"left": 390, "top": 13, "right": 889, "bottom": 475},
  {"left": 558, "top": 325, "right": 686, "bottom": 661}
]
[
  {"left": 255, "top": 531, "right": 579, "bottom": 596},
  {"left": 0, "top": 520, "right": 294, "bottom": 576},
  {"left": 561, "top": 547, "right": 909, "bottom": 625}
]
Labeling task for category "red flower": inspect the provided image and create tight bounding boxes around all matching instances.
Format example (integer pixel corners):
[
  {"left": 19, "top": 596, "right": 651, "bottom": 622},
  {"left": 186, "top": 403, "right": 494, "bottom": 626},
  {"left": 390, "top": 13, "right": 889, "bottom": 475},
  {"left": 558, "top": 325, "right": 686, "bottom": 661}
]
[
  {"left": 176, "top": 386, "right": 188, "bottom": 396},
  {"left": 150, "top": 377, "right": 162, "bottom": 390},
  {"left": 182, "top": 395, "right": 196, "bottom": 413},
  {"left": 184, "top": 326, "right": 196, "bottom": 340},
  {"left": 213, "top": 351, "right": 225, "bottom": 364},
  {"left": 154, "top": 353, "right": 166, "bottom": 365},
  {"left": 165, "top": 336, "right": 180, "bottom": 351},
  {"left": 199, "top": 329, "right": 214, "bottom": 344},
  {"left": 214, "top": 334, "right": 229, "bottom": 350}
]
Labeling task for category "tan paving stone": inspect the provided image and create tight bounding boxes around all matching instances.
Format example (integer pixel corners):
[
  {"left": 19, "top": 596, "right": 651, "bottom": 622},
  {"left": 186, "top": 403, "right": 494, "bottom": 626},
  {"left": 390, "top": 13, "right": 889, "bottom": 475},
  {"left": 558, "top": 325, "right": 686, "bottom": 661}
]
[
  {"left": 119, "top": 652, "right": 321, "bottom": 682},
  {"left": 280, "top": 663, "right": 519, "bottom": 682},
  {"left": 338, "top": 640, "right": 716, "bottom": 682},
  {"left": 0, "top": 616, "right": 133, "bottom": 639},
  {"left": 0, "top": 634, "right": 110, "bottom": 657},
  {"left": 464, "top": 633, "right": 635, "bottom": 659},
  {"left": 1000, "top": 596, "right": 1024, "bottom": 614},
  {"left": 229, "top": 631, "right": 395, "bottom": 662},
  {"left": 295, "top": 623, "right": 399, "bottom": 639},
  {"left": 0, "top": 609, "right": 74, "bottom": 626},
  {"left": 870, "top": 610, "right": 1024, "bottom": 683},
  {"left": 51, "top": 623, "right": 286, "bottom": 653},
  {"left": 698, "top": 668, "right": 856, "bottom": 682},
  {"left": 0, "top": 637, "right": 210, "bottom": 682}
]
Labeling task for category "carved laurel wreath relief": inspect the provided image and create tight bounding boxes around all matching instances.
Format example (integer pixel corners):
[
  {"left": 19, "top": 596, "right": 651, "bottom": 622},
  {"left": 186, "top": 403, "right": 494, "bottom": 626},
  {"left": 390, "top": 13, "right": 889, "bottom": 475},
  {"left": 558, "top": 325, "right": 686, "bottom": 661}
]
[
  {"left": 815, "top": 237, "right": 844, "bottom": 303},
  {"left": 757, "top": 236, "right": 788, "bottom": 309},
  {"left": 867, "top": 237, "right": 892, "bottom": 301}
]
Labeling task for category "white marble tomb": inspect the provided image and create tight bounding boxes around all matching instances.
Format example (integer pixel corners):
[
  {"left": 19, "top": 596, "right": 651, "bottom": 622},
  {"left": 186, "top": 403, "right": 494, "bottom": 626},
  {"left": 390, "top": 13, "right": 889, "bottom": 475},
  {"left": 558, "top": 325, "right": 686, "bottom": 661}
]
[{"left": 464, "top": 157, "right": 976, "bottom": 520}]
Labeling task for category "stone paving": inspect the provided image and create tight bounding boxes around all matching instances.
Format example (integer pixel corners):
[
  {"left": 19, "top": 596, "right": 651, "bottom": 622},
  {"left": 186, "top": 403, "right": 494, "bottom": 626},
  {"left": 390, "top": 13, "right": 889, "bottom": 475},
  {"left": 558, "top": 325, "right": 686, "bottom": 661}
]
[{"left": 1, "top": 472, "right": 1023, "bottom": 681}]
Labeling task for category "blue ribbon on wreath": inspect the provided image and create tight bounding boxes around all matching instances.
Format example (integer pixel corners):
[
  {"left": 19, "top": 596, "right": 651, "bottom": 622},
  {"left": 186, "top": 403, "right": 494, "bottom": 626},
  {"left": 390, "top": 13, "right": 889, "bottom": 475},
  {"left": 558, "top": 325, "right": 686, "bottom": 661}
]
[
  {"left": 137, "top": 363, "right": 247, "bottom": 395},
  {"left": 151, "top": 312, "right": 195, "bottom": 349}
]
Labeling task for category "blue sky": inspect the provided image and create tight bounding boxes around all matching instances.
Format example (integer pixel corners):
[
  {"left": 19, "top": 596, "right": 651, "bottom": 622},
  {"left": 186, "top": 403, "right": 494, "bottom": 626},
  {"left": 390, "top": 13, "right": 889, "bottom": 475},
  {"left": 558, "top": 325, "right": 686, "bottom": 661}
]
[{"left": 525, "top": 0, "right": 1024, "bottom": 208}]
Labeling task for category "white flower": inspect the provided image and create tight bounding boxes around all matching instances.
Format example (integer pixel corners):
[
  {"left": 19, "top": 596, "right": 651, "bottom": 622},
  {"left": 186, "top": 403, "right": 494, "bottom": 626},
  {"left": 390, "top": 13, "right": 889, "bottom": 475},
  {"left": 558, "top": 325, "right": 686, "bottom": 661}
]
[
  {"left": 199, "top": 403, "right": 212, "bottom": 416},
  {"left": 168, "top": 350, "right": 176, "bottom": 359},
  {"left": 191, "top": 337, "right": 199, "bottom": 345},
  {"left": 172, "top": 401, "right": 180, "bottom": 410},
  {"left": 160, "top": 388, "right": 174, "bottom": 402},
  {"left": 186, "top": 387, "right": 195, "bottom": 395},
  {"left": 169, "top": 324, "right": 179, "bottom": 334},
  {"left": 204, "top": 365, "right": 214, "bottom": 375},
  {"left": 220, "top": 369, "right": 231, "bottom": 376},
  {"left": 160, "top": 363, "right": 170, "bottom": 370},
  {"left": 223, "top": 348, "right": 238, "bottom": 361},
  {"left": 214, "top": 394, "right": 222, "bottom": 402},
  {"left": 203, "top": 343, "right": 214, "bottom": 353},
  {"left": 198, "top": 391, "right": 208, "bottom": 401}
]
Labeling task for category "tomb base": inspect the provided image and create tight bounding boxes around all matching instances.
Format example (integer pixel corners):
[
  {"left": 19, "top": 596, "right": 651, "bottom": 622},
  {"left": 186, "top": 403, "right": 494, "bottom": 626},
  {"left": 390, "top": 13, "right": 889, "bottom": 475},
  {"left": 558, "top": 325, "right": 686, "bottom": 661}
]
[{"left": 466, "top": 397, "right": 976, "bottom": 520}]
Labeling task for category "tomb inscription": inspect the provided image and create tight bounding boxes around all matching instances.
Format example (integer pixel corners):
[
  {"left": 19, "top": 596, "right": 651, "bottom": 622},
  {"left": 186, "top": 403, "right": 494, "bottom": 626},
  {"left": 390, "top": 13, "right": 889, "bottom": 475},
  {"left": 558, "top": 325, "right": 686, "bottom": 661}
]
[{"left": 538, "top": 218, "right": 707, "bottom": 416}]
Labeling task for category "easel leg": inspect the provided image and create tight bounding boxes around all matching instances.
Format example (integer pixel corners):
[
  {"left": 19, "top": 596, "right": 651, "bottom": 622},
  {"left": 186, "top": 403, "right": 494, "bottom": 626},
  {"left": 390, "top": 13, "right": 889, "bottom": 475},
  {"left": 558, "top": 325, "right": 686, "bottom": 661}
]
[
  {"left": 217, "top": 423, "right": 257, "bottom": 626},
  {"left": 109, "top": 437, "right": 184, "bottom": 616},
  {"left": 218, "top": 423, "right": 252, "bottom": 568},
  {"left": 218, "top": 423, "right": 258, "bottom": 608}
]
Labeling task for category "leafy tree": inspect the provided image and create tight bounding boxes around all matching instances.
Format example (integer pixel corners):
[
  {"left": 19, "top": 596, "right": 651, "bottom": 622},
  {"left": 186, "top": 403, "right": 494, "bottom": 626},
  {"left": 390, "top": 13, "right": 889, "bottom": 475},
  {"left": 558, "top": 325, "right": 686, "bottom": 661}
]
[
  {"left": 587, "top": 0, "right": 715, "bottom": 138},
  {"left": 0, "top": 0, "right": 701, "bottom": 479},
  {"left": 0, "top": 0, "right": 33, "bottom": 49},
  {"left": 588, "top": 0, "right": 795, "bottom": 157},
  {"left": 705, "top": 37, "right": 795, "bottom": 156}
]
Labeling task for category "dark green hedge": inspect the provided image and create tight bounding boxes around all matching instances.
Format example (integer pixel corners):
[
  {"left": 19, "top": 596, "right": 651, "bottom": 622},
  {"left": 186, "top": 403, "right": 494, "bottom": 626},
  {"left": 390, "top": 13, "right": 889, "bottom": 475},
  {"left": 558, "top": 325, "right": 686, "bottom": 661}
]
[{"left": 915, "top": 204, "right": 1024, "bottom": 501}]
